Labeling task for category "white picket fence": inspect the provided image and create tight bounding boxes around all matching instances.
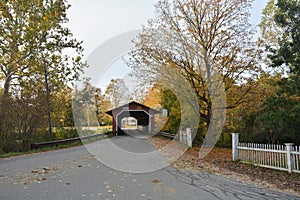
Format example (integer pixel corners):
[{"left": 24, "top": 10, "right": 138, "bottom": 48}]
[{"left": 232, "top": 133, "right": 300, "bottom": 173}]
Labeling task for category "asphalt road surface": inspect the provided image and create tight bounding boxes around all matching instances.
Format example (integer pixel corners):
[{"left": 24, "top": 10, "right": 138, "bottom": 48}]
[{"left": 0, "top": 135, "right": 299, "bottom": 200}]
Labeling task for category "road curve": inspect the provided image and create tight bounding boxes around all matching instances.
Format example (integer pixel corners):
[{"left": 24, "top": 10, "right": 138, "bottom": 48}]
[{"left": 0, "top": 136, "right": 299, "bottom": 200}]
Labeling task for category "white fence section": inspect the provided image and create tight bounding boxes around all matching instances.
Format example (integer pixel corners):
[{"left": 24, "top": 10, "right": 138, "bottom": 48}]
[
  {"left": 180, "top": 128, "right": 192, "bottom": 147},
  {"left": 232, "top": 133, "right": 300, "bottom": 173}
]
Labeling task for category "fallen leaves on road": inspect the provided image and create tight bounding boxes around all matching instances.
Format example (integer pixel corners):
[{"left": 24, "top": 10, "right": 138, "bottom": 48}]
[
  {"left": 151, "top": 179, "right": 162, "bottom": 184},
  {"left": 149, "top": 136, "right": 300, "bottom": 196}
]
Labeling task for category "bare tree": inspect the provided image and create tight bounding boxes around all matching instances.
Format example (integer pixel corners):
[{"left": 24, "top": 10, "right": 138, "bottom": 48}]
[
  {"left": 95, "top": 88, "right": 112, "bottom": 125},
  {"left": 105, "top": 79, "right": 130, "bottom": 108},
  {"left": 128, "top": 0, "right": 263, "bottom": 134}
]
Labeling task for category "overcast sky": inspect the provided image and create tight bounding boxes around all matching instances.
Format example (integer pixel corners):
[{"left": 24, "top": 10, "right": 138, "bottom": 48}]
[
  {"left": 67, "top": 0, "right": 158, "bottom": 57},
  {"left": 67, "top": 0, "right": 268, "bottom": 90},
  {"left": 68, "top": 0, "right": 267, "bottom": 57}
]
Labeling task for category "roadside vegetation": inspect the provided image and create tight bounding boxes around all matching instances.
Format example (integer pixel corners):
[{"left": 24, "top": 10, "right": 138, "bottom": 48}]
[
  {"left": 0, "top": 140, "right": 83, "bottom": 159},
  {"left": 1, "top": 0, "right": 299, "bottom": 158},
  {"left": 141, "top": 0, "right": 300, "bottom": 147},
  {"left": 0, "top": 127, "right": 112, "bottom": 158}
]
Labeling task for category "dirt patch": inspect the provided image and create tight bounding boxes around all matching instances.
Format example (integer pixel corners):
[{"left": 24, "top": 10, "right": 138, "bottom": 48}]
[{"left": 149, "top": 136, "right": 300, "bottom": 196}]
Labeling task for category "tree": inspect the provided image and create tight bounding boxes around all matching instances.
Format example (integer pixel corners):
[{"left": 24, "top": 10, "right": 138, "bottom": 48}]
[
  {"left": 271, "top": 0, "right": 300, "bottom": 76},
  {"left": 160, "top": 87, "right": 181, "bottom": 135},
  {"left": 259, "top": 0, "right": 283, "bottom": 51},
  {"left": 0, "top": 0, "right": 85, "bottom": 150},
  {"left": 0, "top": 0, "right": 85, "bottom": 122},
  {"left": 105, "top": 78, "right": 129, "bottom": 108},
  {"left": 247, "top": 0, "right": 300, "bottom": 145},
  {"left": 254, "top": 95, "right": 300, "bottom": 144},
  {"left": 128, "top": 0, "right": 262, "bottom": 144},
  {"left": 242, "top": 77, "right": 300, "bottom": 145},
  {"left": 129, "top": 85, "right": 149, "bottom": 104},
  {"left": 73, "top": 79, "right": 99, "bottom": 130},
  {"left": 143, "top": 84, "right": 178, "bottom": 133},
  {"left": 0, "top": 0, "right": 84, "bottom": 94},
  {"left": 95, "top": 88, "right": 112, "bottom": 125},
  {"left": 143, "top": 85, "right": 162, "bottom": 109},
  {"left": 230, "top": 73, "right": 281, "bottom": 143}
]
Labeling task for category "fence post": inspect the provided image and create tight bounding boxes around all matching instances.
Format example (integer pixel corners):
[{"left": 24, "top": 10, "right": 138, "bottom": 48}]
[
  {"left": 232, "top": 133, "right": 239, "bottom": 161},
  {"left": 180, "top": 130, "right": 183, "bottom": 143},
  {"left": 285, "top": 143, "right": 294, "bottom": 173},
  {"left": 186, "top": 128, "right": 192, "bottom": 147}
]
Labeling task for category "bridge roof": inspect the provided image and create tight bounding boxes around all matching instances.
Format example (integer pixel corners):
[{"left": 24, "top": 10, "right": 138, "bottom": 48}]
[{"left": 105, "top": 101, "right": 160, "bottom": 116}]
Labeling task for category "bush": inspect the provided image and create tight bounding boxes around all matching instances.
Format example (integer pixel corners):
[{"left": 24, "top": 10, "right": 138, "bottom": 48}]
[{"left": 54, "top": 127, "right": 78, "bottom": 140}]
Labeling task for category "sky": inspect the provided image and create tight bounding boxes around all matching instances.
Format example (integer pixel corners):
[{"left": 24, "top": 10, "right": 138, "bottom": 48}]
[
  {"left": 67, "top": 0, "right": 268, "bottom": 91},
  {"left": 67, "top": 0, "right": 157, "bottom": 57}
]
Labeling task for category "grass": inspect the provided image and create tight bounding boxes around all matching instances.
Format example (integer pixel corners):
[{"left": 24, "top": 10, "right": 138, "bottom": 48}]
[
  {"left": 290, "top": 173, "right": 300, "bottom": 180},
  {"left": 0, "top": 135, "right": 107, "bottom": 159},
  {"left": 0, "top": 127, "right": 113, "bottom": 158},
  {"left": 0, "top": 141, "right": 82, "bottom": 158}
]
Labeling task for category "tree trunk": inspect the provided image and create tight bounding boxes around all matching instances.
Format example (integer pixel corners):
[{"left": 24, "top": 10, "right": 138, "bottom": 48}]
[
  {"left": 43, "top": 61, "right": 53, "bottom": 141},
  {"left": 0, "top": 77, "right": 11, "bottom": 137}
]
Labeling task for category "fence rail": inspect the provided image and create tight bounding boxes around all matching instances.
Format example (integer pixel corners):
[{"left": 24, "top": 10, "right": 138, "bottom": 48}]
[
  {"left": 158, "top": 132, "right": 175, "bottom": 139},
  {"left": 232, "top": 133, "right": 300, "bottom": 173},
  {"left": 30, "top": 132, "right": 111, "bottom": 150}
]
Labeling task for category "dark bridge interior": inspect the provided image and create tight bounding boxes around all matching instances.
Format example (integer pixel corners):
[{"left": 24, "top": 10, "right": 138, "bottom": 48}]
[{"left": 117, "top": 111, "right": 149, "bottom": 135}]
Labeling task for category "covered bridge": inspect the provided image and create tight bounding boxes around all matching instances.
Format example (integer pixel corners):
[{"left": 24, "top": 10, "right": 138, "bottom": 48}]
[{"left": 106, "top": 101, "right": 160, "bottom": 136}]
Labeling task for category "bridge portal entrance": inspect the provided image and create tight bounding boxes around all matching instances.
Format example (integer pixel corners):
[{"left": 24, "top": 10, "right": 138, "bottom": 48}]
[{"left": 106, "top": 101, "right": 160, "bottom": 136}]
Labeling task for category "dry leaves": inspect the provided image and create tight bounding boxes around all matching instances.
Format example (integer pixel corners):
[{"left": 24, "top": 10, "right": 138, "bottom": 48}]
[{"left": 149, "top": 136, "right": 300, "bottom": 196}]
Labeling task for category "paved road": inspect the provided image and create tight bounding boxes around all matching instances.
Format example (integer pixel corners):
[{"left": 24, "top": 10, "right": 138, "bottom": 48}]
[{"left": 0, "top": 136, "right": 299, "bottom": 200}]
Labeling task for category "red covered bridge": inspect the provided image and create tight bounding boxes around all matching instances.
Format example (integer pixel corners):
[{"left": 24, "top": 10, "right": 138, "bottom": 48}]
[{"left": 106, "top": 101, "right": 160, "bottom": 136}]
